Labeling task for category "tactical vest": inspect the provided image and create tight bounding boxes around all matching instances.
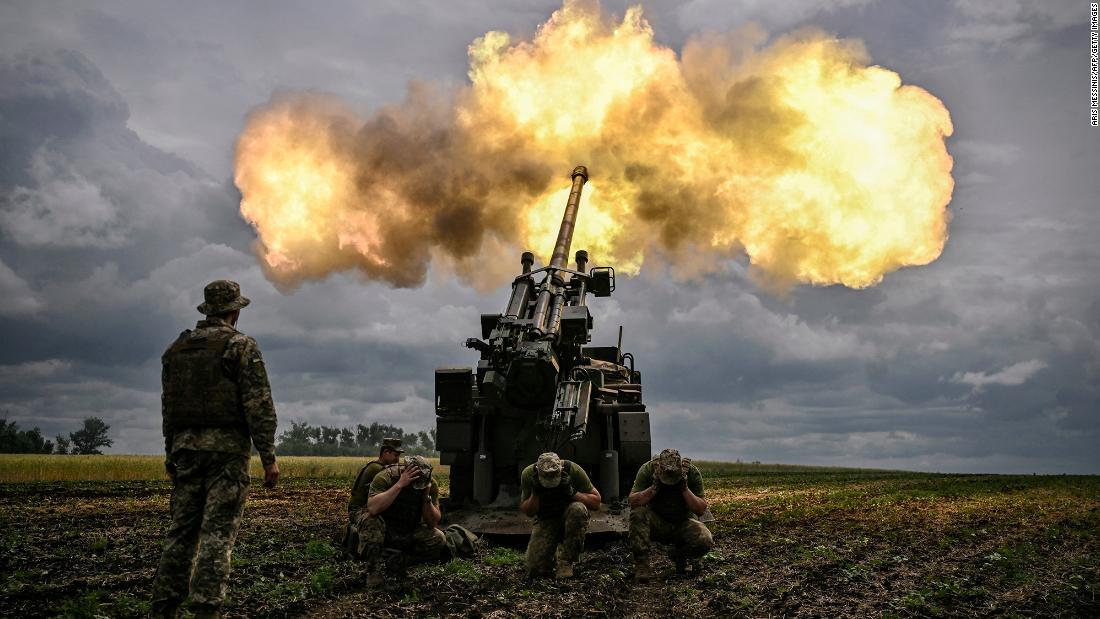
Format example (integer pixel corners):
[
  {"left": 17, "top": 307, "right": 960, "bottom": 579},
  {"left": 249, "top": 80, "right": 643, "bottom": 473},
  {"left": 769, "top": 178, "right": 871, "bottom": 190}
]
[
  {"left": 382, "top": 469, "right": 426, "bottom": 534},
  {"left": 537, "top": 461, "right": 576, "bottom": 519},
  {"left": 348, "top": 460, "right": 385, "bottom": 515},
  {"left": 162, "top": 329, "right": 244, "bottom": 432},
  {"left": 648, "top": 460, "right": 691, "bottom": 524},
  {"left": 354, "top": 460, "right": 384, "bottom": 492}
]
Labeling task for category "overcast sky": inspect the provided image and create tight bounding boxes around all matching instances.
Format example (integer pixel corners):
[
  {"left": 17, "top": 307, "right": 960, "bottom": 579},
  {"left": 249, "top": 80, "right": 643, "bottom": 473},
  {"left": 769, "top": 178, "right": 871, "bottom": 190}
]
[{"left": 0, "top": 0, "right": 1096, "bottom": 473}]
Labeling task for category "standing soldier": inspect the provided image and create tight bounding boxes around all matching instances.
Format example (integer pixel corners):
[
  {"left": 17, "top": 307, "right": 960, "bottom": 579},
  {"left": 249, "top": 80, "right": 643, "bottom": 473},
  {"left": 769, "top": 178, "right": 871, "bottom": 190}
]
[
  {"left": 359, "top": 455, "right": 446, "bottom": 588},
  {"left": 627, "top": 448, "right": 713, "bottom": 582},
  {"left": 519, "top": 452, "right": 602, "bottom": 579},
  {"left": 343, "top": 438, "right": 403, "bottom": 558},
  {"left": 151, "top": 280, "right": 280, "bottom": 619}
]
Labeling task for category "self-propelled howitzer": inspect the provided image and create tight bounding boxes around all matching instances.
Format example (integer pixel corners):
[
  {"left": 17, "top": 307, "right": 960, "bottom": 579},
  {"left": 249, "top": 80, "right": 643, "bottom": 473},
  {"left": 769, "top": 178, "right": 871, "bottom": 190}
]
[{"left": 435, "top": 166, "right": 651, "bottom": 534}]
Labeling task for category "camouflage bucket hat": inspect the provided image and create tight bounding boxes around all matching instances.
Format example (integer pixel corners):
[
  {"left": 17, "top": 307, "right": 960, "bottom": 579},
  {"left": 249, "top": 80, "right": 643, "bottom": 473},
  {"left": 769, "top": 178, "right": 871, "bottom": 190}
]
[
  {"left": 381, "top": 437, "right": 404, "bottom": 453},
  {"left": 197, "top": 280, "right": 251, "bottom": 315},
  {"left": 406, "top": 455, "right": 432, "bottom": 490},
  {"left": 536, "top": 452, "right": 563, "bottom": 488},
  {"left": 657, "top": 448, "right": 684, "bottom": 484}
]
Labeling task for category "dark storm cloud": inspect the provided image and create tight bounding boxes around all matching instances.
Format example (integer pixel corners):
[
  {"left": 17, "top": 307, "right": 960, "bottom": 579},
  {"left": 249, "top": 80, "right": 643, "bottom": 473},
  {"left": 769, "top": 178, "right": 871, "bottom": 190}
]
[{"left": 0, "top": 1, "right": 1096, "bottom": 471}]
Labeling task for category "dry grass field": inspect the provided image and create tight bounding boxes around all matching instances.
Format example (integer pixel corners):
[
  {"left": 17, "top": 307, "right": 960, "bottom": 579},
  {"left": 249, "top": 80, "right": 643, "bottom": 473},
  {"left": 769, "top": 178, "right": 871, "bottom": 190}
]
[
  {"left": 0, "top": 454, "right": 447, "bottom": 483},
  {"left": 0, "top": 457, "right": 1097, "bottom": 617}
]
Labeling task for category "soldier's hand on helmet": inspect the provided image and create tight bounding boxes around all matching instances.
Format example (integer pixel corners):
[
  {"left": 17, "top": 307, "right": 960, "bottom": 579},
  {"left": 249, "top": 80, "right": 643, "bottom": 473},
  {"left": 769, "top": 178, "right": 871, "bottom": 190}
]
[
  {"left": 675, "top": 476, "right": 688, "bottom": 492},
  {"left": 396, "top": 465, "right": 421, "bottom": 489},
  {"left": 263, "top": 461, "right": 280, "bottom": 488}
]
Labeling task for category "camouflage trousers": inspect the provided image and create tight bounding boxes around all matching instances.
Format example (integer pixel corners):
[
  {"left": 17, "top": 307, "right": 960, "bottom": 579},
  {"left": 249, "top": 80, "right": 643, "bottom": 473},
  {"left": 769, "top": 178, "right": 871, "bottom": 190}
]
[
  {"left": 150, "top": 450, "right": 250, "bottom": 617},
  {"left": 353, "top": 511, "right": 446, "bottom": 575},
  {"left": 525, "top": 502, "right": 589, "bottom": 577},
  {"left": 628, "top": 506, "right": 713, "bottom": 562}
]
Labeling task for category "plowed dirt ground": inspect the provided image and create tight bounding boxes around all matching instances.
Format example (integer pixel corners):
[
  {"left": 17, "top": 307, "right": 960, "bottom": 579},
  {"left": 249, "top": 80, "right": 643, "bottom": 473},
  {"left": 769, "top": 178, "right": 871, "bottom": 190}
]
[{"left": 2, "top": 463, "right": 1097, "bottom": 617}]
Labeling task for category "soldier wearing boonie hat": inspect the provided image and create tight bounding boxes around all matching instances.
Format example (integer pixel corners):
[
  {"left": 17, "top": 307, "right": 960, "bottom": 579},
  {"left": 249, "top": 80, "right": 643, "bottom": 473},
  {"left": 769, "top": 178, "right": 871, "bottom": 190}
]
[
  {"left": 626, "top": 448, "right": 713, "bottom": 582},
  {"left": 152, "top": 280, "right": 280, "bottom": 618},
  {"left": 519, "top": 452, "right": 602, "bottom": 579},
  {"left": 358, "top": 454, "right": 446, "bottom": 587}
]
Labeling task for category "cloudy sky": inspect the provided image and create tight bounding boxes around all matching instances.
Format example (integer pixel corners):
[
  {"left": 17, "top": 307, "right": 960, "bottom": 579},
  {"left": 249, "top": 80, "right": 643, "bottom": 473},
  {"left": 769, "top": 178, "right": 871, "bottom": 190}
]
[{"left": 0, "top": 0, "right": 1096, "bottom": 473}]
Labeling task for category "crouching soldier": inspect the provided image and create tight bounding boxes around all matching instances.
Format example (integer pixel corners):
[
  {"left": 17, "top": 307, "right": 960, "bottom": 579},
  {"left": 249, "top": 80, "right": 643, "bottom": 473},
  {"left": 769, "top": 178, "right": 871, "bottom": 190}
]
[
  {"left": 520, "top": 452, "right": 602, "bottom": 579},
  {"left": 343, "top": 438, "right": 403, "bottom": 558},
  {"left": 358, "top": 455, "right": 446, "bottom": 588},
  {"left": 347, "top": 438, "right": 404, "bottom": 523},
  {"left": 628, "top": 448, "right": 713, "bottom": 582}
]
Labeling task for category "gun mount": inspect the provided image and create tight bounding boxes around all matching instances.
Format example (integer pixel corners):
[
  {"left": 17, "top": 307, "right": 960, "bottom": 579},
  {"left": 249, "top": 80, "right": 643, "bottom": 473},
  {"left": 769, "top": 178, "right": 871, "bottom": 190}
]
[{"left": 435, "top": 166, "right": 651, "bottom": 534}]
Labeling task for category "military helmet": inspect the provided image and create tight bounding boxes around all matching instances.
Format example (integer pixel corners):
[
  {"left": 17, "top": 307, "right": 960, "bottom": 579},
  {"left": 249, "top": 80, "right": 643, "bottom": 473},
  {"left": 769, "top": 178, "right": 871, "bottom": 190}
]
[
  {"left": 197, "top": 280, "right": 251, "bottom": 315},
  {"left": 405, "top": 455, "right": 433, "bottom": 490},
  {"left": 656, "top": 448, "right": 684, "bottom": 484},
  {"left": 535, "top": 452, "right": 563, "bottom": 488}
]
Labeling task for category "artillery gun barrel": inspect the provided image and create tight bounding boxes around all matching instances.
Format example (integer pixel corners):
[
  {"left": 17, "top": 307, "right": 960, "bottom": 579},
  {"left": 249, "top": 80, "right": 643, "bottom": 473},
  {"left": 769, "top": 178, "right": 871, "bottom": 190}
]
[
  {"left": 549, "top": 166, "right": 589, "bottom": 269},
  {"left": 532, "top": 166, "right": 588, "bottom": 334}
]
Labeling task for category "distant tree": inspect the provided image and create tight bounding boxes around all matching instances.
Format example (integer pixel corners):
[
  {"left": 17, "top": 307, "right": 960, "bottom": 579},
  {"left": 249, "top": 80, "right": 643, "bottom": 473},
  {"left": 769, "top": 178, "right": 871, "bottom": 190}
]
[
  {"left": 0, "top": 419, "right": 19, "bottom": 452},
  {"left": 279, "top": 420, "right": 313, "bottom": 444},
  {"left": 55, "top": 435, "right": 71, "bottom": 455},
  {"left": 24, "top": 427, "right": 53, "bottom": 454},
  {"left": 367, "top": 422, "right": 383, "bottom": 447},
  {"left": 69, "top": 417, "right": 113, "bottom": 455},
  {"left": 0, "top": 419, "right": 56, "bottom": 454},
  {"left": 417, "top": 430, "right": 434, "bottom": 452},
  {"left": 274, "top": 420, "right": 437, "bottom": 456},
  {"left": 338, "top": 427, "right": 355, "bottom": 448}
]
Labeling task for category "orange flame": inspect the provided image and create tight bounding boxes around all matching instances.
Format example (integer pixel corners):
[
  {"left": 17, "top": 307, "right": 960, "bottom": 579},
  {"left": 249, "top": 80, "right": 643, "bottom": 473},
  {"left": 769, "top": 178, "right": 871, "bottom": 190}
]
[{"left": 235, "top": 1, "right": 953, "bottom": 291}]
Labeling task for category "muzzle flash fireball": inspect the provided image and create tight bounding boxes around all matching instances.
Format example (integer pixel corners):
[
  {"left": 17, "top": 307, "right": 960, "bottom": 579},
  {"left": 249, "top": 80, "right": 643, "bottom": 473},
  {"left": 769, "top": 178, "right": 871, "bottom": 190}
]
[{"left": 235, "top": 1, "right": 953, "bottom": 292}]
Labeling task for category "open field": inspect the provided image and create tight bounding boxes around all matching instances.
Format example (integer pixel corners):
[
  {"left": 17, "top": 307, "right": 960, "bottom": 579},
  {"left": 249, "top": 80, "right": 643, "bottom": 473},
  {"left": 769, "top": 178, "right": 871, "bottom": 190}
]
[
  {"left": 0, "top": 454, "right": 448, "bottom": 483},
  {"left": 1, "top": 460, "right": 1097, "bottom": 617}
]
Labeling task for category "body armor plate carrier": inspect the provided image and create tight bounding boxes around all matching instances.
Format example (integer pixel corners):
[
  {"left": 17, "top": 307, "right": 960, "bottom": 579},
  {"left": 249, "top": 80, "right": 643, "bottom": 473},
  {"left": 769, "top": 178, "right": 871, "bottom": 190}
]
[
  {"left": 537, "top": 461, "right": 576, "bottom": 519},
  {"left": 162, "top": 330, "right": 245, "bottom": 432},
  {"left": 384, "top": 483, "right": 426, "bottom": 535}
]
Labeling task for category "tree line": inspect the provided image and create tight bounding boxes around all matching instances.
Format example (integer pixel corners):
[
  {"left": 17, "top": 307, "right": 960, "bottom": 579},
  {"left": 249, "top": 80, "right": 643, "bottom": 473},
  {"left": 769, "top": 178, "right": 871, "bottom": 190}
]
[
  {"left": 1, "top": 416, "right": 435, "bottom": 457},
  {"left": 277, "top": 420, "right": 437, "bottom": 456},
  {"left": 0, "top": 417, "right": 113, "bottom": 455}
]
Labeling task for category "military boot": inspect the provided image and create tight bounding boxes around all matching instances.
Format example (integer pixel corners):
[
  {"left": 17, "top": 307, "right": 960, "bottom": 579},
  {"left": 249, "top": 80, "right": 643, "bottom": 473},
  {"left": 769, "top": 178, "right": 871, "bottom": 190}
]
[
  {"left": 555, "top": 558, "right": 574, "bottom": 579},
  {"left": 632, "top": 559, "right": 653, "bottom": 583},
  {"left": 191, "top": 606, "right": 221, "bottom": 619},
  {"left": 149, "top": 600, "right": 180, "bottom": 619},
  {"left": 674, "top": 554, "right": 688, "bottom": 575}
]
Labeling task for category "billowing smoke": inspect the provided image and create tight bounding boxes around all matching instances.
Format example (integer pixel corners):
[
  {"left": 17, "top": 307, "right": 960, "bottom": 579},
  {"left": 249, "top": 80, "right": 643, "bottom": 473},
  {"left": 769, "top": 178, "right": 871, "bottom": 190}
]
[{"left": 235, "top": 0, "right": 953, "bottom": 291}]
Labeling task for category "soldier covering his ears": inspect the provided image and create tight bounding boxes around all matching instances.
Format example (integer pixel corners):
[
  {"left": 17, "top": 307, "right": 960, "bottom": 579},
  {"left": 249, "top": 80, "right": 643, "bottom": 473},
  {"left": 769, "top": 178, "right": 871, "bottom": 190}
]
[
  {"left": 151, "top": 280, "right": 280, "bottom": 619},
  {"left": 520, "top": 452, "right": 602, "bottom": 578},
  {"left": 360, "top": 455, "right": 447, "bottom": 588},
  {"left": 627, "top": 448, "right": 713, "bottom": 582}
]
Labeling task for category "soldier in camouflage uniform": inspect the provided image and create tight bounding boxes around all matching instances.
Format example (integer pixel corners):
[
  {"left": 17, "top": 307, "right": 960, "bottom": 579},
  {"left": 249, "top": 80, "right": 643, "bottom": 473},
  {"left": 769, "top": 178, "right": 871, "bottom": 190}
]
[
  {"left": 150, "top": 280, "right": 280, "bottom": 619},
  {"left": 344, "top": 438, "right": 403, "bottom": 556},
  {"left": 520, "top": 452, "right": 602, "bottom": 579},
  {"left": 358, "top": 455, "right": 446, "bottom": 588},
  {"left": 627, "top": 448, "right": 713, "bottom": 582},
  {"left": 348, "top": 437, "right": 404, "bottom": 519}
]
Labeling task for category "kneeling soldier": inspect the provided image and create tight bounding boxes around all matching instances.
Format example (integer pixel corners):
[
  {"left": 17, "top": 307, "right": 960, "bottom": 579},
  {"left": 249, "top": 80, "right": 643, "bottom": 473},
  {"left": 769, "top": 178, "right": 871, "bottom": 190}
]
[
  {"left": 520, "top": 452, "right": 602, "bottom": 579},
  {"left": 358, "top": 455, "right": 446, "bottom": 588},
  {"left": 628, "top": 448, "right": 713, "bottom": 582},
  {"left": 347, "top": 438, "right": 404, "bottom": 522}
]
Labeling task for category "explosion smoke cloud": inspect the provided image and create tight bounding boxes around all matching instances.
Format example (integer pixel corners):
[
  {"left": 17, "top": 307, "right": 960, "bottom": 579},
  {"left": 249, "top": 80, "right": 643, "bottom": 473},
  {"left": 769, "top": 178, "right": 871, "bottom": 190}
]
[{"left": 236, "top": 0, "right": 954, "bottom": 291}]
